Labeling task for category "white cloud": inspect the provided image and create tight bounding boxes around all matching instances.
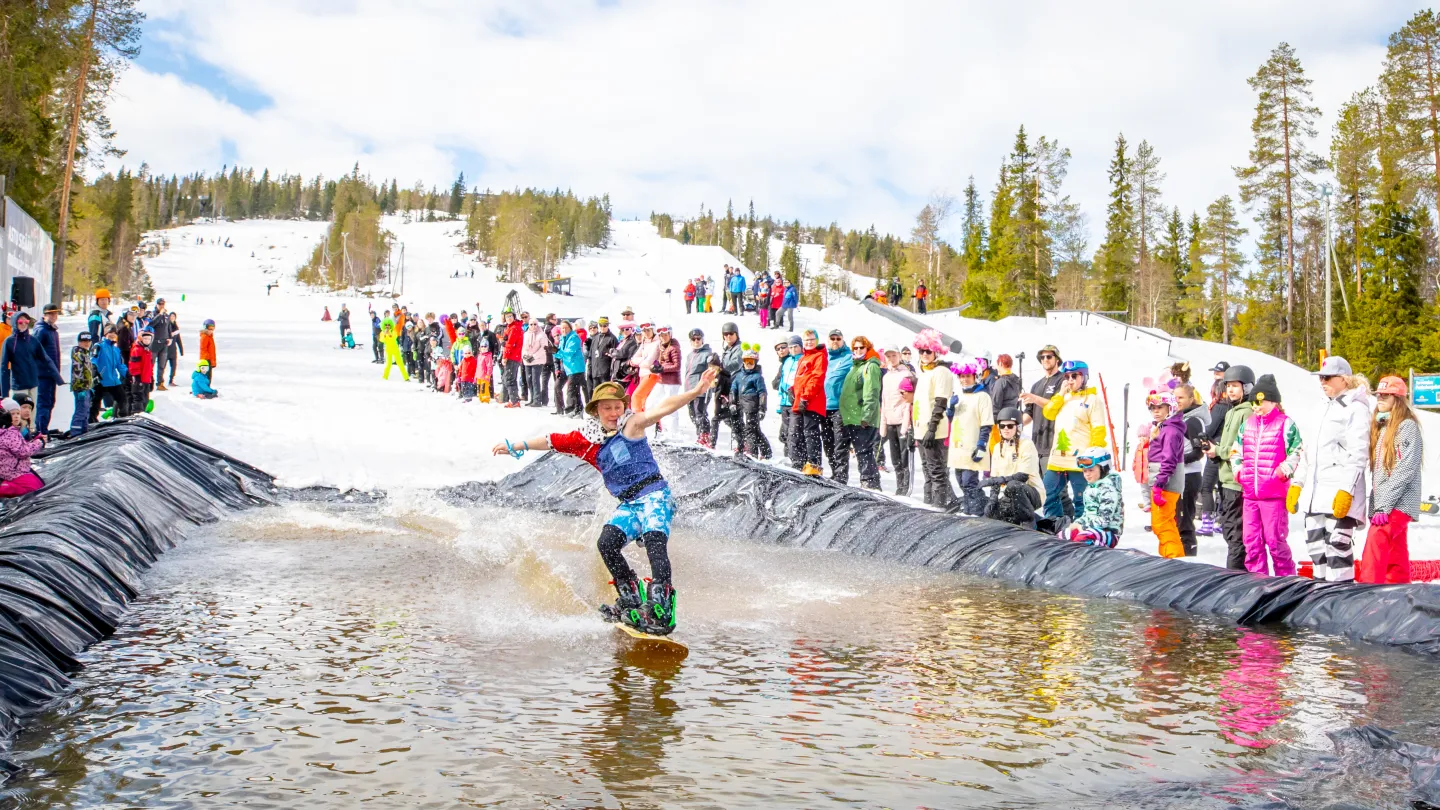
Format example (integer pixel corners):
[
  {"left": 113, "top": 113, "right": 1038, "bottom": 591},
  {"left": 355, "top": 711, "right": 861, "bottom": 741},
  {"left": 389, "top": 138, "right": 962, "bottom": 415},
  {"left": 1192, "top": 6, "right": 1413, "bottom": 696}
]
[{"left": 111, "top": 0, "right": 1428, "bottom": 245}]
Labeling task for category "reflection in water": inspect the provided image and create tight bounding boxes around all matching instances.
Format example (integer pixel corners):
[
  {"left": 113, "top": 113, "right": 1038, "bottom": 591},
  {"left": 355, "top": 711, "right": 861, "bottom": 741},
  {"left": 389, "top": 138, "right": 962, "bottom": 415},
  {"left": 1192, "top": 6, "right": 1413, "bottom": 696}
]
[
  {"left": 0, "top": 501, "right": 1436, "bottom": 809},
  {"left": 583, "top": 647, "right": 684, "bottom": 804}
]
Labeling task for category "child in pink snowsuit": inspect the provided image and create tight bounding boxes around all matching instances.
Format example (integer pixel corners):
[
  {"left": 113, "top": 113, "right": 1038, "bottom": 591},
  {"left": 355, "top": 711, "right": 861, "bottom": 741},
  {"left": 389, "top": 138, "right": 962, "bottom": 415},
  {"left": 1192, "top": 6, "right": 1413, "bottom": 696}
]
[
  {"left": 1232, "top": 374, "right": 1305, "bottom": 576},
  {"left": 0, "top": 400, "right": 44, "bottom": 497}
]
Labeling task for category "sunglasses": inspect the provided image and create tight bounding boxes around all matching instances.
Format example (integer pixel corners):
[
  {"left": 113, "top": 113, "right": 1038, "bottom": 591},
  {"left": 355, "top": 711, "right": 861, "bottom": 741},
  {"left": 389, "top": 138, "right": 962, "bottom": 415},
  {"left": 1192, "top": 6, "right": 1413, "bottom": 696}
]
[
  {"left": 918, "top": 349, "right": 934, "bottom": 355},
  {"left": 1319, "top": 375, "right": 1338, "bottom": 382},
  {"left": 1038, "top": 353, "right": 1056, "bottom": 360},
  {"left": 998, "top": 422, "right": 1018, "bottom": 430},
  {"left": 1065, "top": 372, "right": 1085, "bottom": 379}
]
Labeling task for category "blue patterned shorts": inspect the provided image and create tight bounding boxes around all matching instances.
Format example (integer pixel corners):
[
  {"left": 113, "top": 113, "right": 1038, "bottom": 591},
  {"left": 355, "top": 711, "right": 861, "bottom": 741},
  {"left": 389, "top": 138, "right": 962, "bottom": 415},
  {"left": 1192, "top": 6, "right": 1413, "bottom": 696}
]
[{"left": 607, "top": 487, "right": 675, "bottom": 541}]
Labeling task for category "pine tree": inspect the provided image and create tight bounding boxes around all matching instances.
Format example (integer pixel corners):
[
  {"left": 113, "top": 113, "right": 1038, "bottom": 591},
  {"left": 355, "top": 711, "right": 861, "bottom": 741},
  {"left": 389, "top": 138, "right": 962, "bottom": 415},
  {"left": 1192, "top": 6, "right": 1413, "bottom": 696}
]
[
  {"left": 1335, "top": 191, "right": 1437, "bottom": 376},
  {"left": 1235, "top": 42, "right": 1325, "bottom": 362},
  {"left": 1097, "top": 134, "right": 1135, "bottom": 314},
  {"left": 1331, "top": 89, "right": 1383, "bottom": 298},
  {"left": 1155, "top": 207, "right": 1186, "bottom": 331},
  {"left": 1180, "top": 213, "right": 1208, "bottom": 338},
  {"left": 1381, "top": 10, "right": 1440, "bottom": 229},
  {"left": 1199, "top": 196, "right": 1247, "bottom": 344},
  {"left": 448, "top": 173, "right": 465, "bottom": 216}
]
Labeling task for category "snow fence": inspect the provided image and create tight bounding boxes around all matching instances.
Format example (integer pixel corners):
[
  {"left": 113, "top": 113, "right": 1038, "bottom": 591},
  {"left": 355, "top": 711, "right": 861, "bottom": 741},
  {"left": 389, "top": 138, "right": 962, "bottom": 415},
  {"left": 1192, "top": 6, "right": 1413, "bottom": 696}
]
[
  {"left": 448, "top": 445, "right": 1440, "bottom": 657},
  {"left": 0, "top": 419, "right": 274, "bottom": 742}
]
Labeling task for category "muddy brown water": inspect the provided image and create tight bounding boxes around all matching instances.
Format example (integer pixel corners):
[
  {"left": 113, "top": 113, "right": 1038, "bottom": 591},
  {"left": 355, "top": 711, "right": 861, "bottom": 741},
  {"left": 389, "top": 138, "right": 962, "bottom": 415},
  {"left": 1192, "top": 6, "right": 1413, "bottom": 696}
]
[{"left": 1, "top": 499, "right": 1436, "bottom": 809}]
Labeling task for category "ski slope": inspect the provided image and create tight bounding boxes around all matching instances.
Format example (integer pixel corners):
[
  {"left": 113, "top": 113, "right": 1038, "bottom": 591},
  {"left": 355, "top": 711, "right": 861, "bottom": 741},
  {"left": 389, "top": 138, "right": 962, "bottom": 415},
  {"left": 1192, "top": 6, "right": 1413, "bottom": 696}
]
[{"left": 63, "top": 215, "right": 1438, "bottom": 570}]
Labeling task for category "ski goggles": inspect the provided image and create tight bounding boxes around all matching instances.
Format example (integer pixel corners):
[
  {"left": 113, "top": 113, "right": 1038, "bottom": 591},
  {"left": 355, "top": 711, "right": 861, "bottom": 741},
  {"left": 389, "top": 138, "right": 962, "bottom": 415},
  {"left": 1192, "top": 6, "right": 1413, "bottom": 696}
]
[
  {"left": 1076, "top": 453, "right": 1111, "bottom": 469},
  {"left": 1145, "top": 391, "right": 1175, "bottom": 409}
]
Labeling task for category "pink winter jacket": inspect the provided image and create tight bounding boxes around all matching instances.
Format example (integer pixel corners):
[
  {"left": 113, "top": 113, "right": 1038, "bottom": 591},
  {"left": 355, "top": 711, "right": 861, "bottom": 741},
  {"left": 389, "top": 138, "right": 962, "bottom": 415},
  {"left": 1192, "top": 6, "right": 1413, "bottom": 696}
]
[
  {"left": 1234, "top": 407, "right": 1305, "bottom": 501},
  {"left": 0, "top": 427, "right": 42, "bottom": 481}
]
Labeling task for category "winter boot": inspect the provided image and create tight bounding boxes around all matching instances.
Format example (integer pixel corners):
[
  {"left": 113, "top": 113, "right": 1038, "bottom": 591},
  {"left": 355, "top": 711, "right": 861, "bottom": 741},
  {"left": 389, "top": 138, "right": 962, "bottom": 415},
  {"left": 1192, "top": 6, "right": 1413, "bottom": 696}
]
[
  {"left": 598, "top": 578, "right": 644, "bottom": 626},
  {"left": 802, "top": 463, "right": 823, "bottom": 476},
  {"left": 1198, "top": 512, "right": 1218, "bottom": 536},
  {"left": 639, "top": 581, "right": 677, "bottom": 636}
]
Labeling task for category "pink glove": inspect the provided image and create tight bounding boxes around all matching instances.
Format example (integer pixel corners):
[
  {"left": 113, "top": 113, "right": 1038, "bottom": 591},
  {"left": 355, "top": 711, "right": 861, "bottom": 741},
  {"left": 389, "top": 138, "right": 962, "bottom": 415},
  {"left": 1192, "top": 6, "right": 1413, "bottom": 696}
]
[
  {"left": 1152, "top": 487, "right": 1166, "bottom": 507},
  {"left": 1371, "top": 511, "right": 1390, "bottom": 527}
]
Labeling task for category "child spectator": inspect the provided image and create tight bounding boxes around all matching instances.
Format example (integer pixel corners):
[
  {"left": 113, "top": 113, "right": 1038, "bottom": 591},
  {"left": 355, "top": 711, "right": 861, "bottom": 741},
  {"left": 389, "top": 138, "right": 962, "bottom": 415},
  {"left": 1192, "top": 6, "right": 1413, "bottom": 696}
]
[
  {"left": 94, "top": 325, "right": 126, "bottom": 420},
  {"left": 457, "top": 344, "right": 478, "bottom": 401},
  {"left": 68, "top": 332, "right": 97, "bottom": 436},
  {"left": 0, "top": 398, "right": 43, "bottom": 496},
  {"left": 199, "top": 320, "right": 217, "bottom": 382},
  {"left": 1144, "top": 389, "right": 1187, "bottom": 559},
  {"left": 191, "top": 360, "right": 219, "bottom": 399},
  {"left": 1062, "top": 448, "right": 1124, "bottom": 547},
  {"left": 1232, "top": 374, "right": 1305, "bottom": 577},
  {"left": 730, "top": 343, "right": 770, "bottom": 459},
  {"left": 476, "top": 339, "right": 495, "bottom": 403},
  {"left": 128, "top": 328, "right": 156, "bottom": 414}
]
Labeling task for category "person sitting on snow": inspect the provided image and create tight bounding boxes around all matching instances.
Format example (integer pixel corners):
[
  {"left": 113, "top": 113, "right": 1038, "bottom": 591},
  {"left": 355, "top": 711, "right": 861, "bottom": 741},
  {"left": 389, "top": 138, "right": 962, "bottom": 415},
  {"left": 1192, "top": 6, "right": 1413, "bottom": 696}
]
[
  {"left": 191, "top": 360, "right": 219, "bottom": 399},
  {"left": 1061, "top": 447, "right": 1124, "bottom": 548}
]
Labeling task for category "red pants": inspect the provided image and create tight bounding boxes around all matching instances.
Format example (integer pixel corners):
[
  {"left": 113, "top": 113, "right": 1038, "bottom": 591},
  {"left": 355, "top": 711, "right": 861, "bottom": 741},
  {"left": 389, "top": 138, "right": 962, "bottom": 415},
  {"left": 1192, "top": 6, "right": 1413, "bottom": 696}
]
[
  {"left": 0, "top": 471, "right": 43, "bottom": 497},
  {"left": 1358, "top": 510, "right": 1411, "bottom": 584}
]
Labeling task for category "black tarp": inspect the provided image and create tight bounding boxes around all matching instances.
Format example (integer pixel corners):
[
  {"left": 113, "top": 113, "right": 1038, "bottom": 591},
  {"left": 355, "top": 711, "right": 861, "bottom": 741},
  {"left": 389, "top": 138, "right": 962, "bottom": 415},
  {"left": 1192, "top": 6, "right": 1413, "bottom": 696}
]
[
  {"left": 444, "top": 445, "right": 1440, "bottom": 656},
  {"left": 0, "top": 419, "right": 274, "bottom": 739}
]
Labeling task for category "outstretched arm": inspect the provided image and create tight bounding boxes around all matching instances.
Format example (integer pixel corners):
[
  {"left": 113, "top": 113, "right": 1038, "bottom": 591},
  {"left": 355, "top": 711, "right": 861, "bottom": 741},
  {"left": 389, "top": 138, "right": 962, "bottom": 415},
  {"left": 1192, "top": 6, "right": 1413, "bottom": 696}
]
[
  {"left": 490, "top": 434, "right": 553, "bottom": 457},
  {"left": 624, "top": 368, "right": 718, "bottom": 437}
]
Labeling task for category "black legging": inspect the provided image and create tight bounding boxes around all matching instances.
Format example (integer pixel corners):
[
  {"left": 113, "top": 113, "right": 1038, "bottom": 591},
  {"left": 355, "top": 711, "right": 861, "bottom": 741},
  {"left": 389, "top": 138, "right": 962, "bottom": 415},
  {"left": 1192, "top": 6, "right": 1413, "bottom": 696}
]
[
  {"left": 597, "top": 524, "right": 672, "bottom": 587},
  {"left": 1200, "top": 458, "right": 1221, "bottom": 513},
  {"left": 558, "top": 372, "right": 586, "bottom": 414}
]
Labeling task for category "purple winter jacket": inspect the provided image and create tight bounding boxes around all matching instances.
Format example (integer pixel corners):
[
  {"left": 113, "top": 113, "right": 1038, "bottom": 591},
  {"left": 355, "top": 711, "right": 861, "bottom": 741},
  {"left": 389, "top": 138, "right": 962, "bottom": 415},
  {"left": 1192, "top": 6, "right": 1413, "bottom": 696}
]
[
  {"left": 1145, "top": 412, "right": 1187, "bottom": 495},
  {"left": 0, "top": 426, "right": 42, "bottom": 481}
]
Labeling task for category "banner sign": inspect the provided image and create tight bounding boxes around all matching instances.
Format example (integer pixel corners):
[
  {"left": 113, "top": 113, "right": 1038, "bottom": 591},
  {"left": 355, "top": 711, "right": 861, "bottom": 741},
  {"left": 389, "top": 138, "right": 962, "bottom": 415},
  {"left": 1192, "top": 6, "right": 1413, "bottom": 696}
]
[
  {"left": 1411, "top": 372, "right": 1440, "bottom": 408},
  {"left": 2, "top": 197, "right": 55, "bottom": 311}
]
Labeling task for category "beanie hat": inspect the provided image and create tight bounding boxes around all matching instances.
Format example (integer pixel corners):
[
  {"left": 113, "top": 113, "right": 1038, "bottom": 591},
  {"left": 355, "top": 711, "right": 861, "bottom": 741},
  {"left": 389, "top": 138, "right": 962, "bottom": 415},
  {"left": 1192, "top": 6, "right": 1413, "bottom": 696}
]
[
  {"left": 788, "top": 335, "right": 804, "bottom": 347},
  {"left": 1252, "top": 374, "right": 1282, "bottom": 405}
]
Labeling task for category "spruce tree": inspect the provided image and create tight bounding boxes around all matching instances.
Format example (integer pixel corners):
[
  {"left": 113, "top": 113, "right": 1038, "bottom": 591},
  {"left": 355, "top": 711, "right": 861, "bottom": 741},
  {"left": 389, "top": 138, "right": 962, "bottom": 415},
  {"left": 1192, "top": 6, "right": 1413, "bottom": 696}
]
[
  {"left": 1181, "top": 213, "right": 1209, "bottom": 338},
  {"left": 1235, "top": 42, "right": 1325, "bottom": 362},
  {"left": 1097, "top": 134, "right": 1135, "bottom": 314},
  {"left": 1381, "top": 9, "right": 1440, "bottom": 228},
  {"left": 1199, "top": 196, "right": 1247, "bottom": 344},
  {"left": 1335, "top": 192, "right": 1435, "bottom": 375}
]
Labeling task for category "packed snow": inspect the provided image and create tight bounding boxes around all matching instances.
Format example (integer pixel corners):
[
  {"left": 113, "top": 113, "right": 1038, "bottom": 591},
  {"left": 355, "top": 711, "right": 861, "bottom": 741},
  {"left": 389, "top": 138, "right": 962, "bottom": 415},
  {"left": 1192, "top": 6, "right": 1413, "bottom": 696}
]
[{"left": 43, "top": 215, "right": 1440, "bottom": 570}]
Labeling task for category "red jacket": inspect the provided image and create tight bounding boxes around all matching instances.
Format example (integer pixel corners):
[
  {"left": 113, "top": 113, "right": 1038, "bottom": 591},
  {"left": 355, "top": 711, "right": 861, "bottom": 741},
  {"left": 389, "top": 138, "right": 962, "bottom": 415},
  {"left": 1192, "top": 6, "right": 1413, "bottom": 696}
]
[
  {"left": 684, "top": 283, "right": 696, "bottom": 301},
  {"left": 502, "top": 321, "right": 525, "bottom": 363},
  {"left": 457, "top": 354, "right": 477, "bottom": 384},
  {"left": 129, "top": 343, "right": 155, "bottom": 384},
  {"left": 791, "top": 347, "right": 828, "bottom": 414},
  {"left": 657, "top": 340, "right": 681, "bottom": 385}
]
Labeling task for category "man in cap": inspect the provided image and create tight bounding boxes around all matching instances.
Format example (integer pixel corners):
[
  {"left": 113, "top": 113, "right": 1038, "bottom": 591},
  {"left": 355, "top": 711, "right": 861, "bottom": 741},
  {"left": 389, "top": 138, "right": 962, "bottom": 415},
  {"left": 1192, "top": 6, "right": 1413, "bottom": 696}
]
[
  {"left": 34, "top": 304, "right": 65, "bottom": 434},
  {"left": 0, "top": 312, "right": 61, "bottom": 406},
  {"left": 1019, "top": 344, "right": 1066, "bottom": 520},
  {"left": 1298, "top": 356, "right": 1370, "bottom": 581},
  {"left": 492, "top": 368, "right": 719, "bottom": 636},
  {"left": 150, "top": 297, "right": 173, "bottom": 390}
]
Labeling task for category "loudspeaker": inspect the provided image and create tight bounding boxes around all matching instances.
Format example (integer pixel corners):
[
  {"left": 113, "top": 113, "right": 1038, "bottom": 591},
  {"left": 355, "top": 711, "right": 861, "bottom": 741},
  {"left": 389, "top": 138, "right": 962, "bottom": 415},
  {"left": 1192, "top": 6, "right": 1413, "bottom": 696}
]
[{"left": 10, "top": 277, "right": 34, "bottom": 308}]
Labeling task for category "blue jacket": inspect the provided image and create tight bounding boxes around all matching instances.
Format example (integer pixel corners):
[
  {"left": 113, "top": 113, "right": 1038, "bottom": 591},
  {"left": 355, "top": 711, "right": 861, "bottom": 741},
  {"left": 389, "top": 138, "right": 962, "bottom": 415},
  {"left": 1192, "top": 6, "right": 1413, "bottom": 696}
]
[
  {"left": 730, "top": 364, "right": 766, "bottom": 399},
  {"left": 778, "top": 354, "right": 799, "bottom": 410},
  {"left": 191, "top": 369, "right": 218, "bottom": 396},
  {"left": 782, "top": 285, "right": 798, "bottom": 308},
  {"left": 728, "top": 273, "right": 747, "bottom": 295},
  {"left": 94, "top": 340, "right": 126, "bottom": 387},
  {"left": 0, "top": 322, "right": 62, "bottom": 396},
  {"left": 556, "top": 331, "right": 585, "bottom": 375},
  {"left": 87, "top": 308, "right": 110, "bottom": 342},
  {"left": 33, "top": 321, "right": 63, "bottom": 380},
  {"left": 823, "top": 346, "right": 852, "bottom": 411}
]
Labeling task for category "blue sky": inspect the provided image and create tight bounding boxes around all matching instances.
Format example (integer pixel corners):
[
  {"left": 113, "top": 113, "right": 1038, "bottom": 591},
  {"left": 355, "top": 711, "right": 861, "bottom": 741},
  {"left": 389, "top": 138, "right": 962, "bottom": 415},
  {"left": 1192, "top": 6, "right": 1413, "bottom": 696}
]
[{"left": 110, "top": 0, "right": 1429, "bottom": 245}]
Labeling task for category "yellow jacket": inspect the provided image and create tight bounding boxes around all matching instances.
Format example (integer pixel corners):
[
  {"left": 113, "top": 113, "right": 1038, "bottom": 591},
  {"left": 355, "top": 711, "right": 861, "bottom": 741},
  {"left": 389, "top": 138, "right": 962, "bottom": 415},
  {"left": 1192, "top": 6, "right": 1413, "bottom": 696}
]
[
  {"left": 989, "top": 437, "right": 1045, "bottom": 502},
  {"left": 1042, "top": 387, "right": 1108, "bottom": 472}
]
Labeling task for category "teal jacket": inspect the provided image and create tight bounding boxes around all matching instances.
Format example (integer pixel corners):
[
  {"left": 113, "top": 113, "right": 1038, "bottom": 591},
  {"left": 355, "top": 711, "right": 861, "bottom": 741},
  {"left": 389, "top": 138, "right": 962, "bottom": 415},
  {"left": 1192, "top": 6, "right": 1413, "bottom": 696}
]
[{"left": 824, "top": 345, "right": 852, "bottom": 410}]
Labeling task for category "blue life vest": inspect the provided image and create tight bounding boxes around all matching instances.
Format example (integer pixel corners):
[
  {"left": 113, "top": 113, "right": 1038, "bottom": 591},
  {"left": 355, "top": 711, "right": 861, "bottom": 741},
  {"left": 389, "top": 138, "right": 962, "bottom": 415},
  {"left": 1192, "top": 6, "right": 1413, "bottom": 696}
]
[{"left": 597, "top": 431, "right": 665, "bottom": 500}]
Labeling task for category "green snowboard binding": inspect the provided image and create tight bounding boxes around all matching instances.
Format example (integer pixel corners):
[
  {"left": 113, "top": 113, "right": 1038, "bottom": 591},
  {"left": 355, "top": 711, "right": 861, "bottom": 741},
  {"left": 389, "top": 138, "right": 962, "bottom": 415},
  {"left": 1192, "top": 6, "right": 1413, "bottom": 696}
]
[
  {"left": 638, "top": 581, "right": 677, "bottom": 636},
  {"left": 599, "top": 578, "right": 644, "bottom": 626}
]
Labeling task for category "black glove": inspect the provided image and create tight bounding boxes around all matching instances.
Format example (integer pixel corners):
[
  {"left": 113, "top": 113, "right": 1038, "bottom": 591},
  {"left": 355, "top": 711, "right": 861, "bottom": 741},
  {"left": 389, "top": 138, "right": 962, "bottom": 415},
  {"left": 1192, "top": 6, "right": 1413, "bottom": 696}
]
[
  {"left": 1009, "top": 472, "right": 1030, "bottom": 484},
  {"left": 921, "top": 427, "right": 938, "bottom": 449},
  {"left": 971, "top": 448, "right": 986, "bottom": 463}
]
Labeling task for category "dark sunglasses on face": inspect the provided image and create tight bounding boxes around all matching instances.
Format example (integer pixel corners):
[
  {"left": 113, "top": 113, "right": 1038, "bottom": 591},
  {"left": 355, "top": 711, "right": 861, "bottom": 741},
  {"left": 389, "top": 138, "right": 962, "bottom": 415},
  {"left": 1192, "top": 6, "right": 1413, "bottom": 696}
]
[
  {"left": 999, "top": 422, "right": 1018, "bottom": 430},
  {"left": 1319, "top": 375, "right": 1338, "bottom": 382},
  {"left": 1038, "top": 353, "right": 1055, "bottom": 360}
]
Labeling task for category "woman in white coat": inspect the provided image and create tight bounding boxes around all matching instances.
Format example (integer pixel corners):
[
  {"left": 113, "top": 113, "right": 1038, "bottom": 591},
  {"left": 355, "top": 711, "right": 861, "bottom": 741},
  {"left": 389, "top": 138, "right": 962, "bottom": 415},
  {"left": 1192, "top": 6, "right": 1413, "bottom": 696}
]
[{"left": 1300, "top": 357, "right": 1371, "bottom": 582}]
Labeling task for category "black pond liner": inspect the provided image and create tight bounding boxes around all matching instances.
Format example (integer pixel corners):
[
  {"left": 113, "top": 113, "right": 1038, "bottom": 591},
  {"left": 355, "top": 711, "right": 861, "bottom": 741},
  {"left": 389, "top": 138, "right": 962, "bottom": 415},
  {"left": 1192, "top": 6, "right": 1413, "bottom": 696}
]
[
  {"left": 446, "top": 444, "right": 1440, "bottom": 656},
  {"left": 0, "top": 419, "right": 275, "bottom": 746}
]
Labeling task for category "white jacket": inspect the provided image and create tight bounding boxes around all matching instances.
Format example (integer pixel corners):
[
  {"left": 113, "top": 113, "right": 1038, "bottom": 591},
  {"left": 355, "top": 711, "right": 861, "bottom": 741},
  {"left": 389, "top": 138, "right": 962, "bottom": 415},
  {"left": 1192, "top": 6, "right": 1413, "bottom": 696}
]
[{"left": 1300, "top": 391, "right": 1370, "bottom": 520}]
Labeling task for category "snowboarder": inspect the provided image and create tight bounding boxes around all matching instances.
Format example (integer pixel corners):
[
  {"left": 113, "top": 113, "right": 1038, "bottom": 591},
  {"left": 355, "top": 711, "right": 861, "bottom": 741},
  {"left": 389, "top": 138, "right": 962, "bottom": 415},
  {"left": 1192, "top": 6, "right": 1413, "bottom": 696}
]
[{"left": 491, "top": 368, "right": 719, "bottom": 636}]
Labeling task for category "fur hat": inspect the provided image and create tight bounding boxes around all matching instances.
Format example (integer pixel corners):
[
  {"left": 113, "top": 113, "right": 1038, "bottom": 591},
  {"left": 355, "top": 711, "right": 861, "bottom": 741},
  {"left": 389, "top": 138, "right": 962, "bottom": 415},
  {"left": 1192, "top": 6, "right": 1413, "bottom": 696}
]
[{"left": 913, "top": 329, "right": 947, "bottom": 355}]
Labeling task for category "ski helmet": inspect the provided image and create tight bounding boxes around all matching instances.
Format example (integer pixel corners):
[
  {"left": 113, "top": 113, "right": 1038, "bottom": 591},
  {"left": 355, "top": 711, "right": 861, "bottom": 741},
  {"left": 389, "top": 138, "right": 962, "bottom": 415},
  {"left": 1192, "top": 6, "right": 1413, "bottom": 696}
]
[
  {"left": 203, "top": 319, "right": 216, "bottom": 328},
  {"left": 196, "top": 359, "right": 210, "bottom": 371},
  {"left": 1077, "top": 447, "right": 1112, "bottom": 474},
  {"left": 1221, "top": 364, "right": 1255, "bottom": 385},
  {"left": 722, "top": 321, "right": 739, "bottom": 336},
  {"left": 688, "top": 328, "right": 704, "bottom": 341},
  {"left": 995, "top": 406, "right": 1022, "bottom": 426},
  {"left": 741, "top": 343, "right": 760, "bottom": 361},
  {"left": 1145, "top": 388, "right": 1177, "bottom": 410}
]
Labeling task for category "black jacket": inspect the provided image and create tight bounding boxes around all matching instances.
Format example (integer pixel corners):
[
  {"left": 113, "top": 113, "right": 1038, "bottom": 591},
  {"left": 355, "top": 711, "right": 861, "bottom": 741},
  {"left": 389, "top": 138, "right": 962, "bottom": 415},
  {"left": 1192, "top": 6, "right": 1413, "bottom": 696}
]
[
  {"left": 1027, "top": 371, "right": 1065, "bottom": 457},
  {"left": 588, "top": 330, "right": 618, "bottom": 378},
  {"left": 150, "top": 310, "right": 173, "bottom": 348},
  {"left": 612, "top": 336, "right": 638, "bottom": 382}
]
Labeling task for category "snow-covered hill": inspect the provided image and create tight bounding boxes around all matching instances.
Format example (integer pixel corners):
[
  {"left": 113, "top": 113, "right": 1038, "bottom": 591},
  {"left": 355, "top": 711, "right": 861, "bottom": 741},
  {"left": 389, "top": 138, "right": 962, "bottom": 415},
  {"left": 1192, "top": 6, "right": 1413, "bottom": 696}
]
[{"left": 59, "top": 215, "right": 1436, "bottom": 570}]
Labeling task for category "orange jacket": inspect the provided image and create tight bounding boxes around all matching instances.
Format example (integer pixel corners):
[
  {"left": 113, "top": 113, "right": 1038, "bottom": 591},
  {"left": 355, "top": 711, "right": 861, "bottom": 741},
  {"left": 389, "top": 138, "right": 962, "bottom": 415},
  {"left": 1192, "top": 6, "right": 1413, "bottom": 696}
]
[
  {"left": 791, "top": 347, "right": 828, "bottom": 415},
  {"left": 200, "top": 331, "right": 216, "bottom": 365}
]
